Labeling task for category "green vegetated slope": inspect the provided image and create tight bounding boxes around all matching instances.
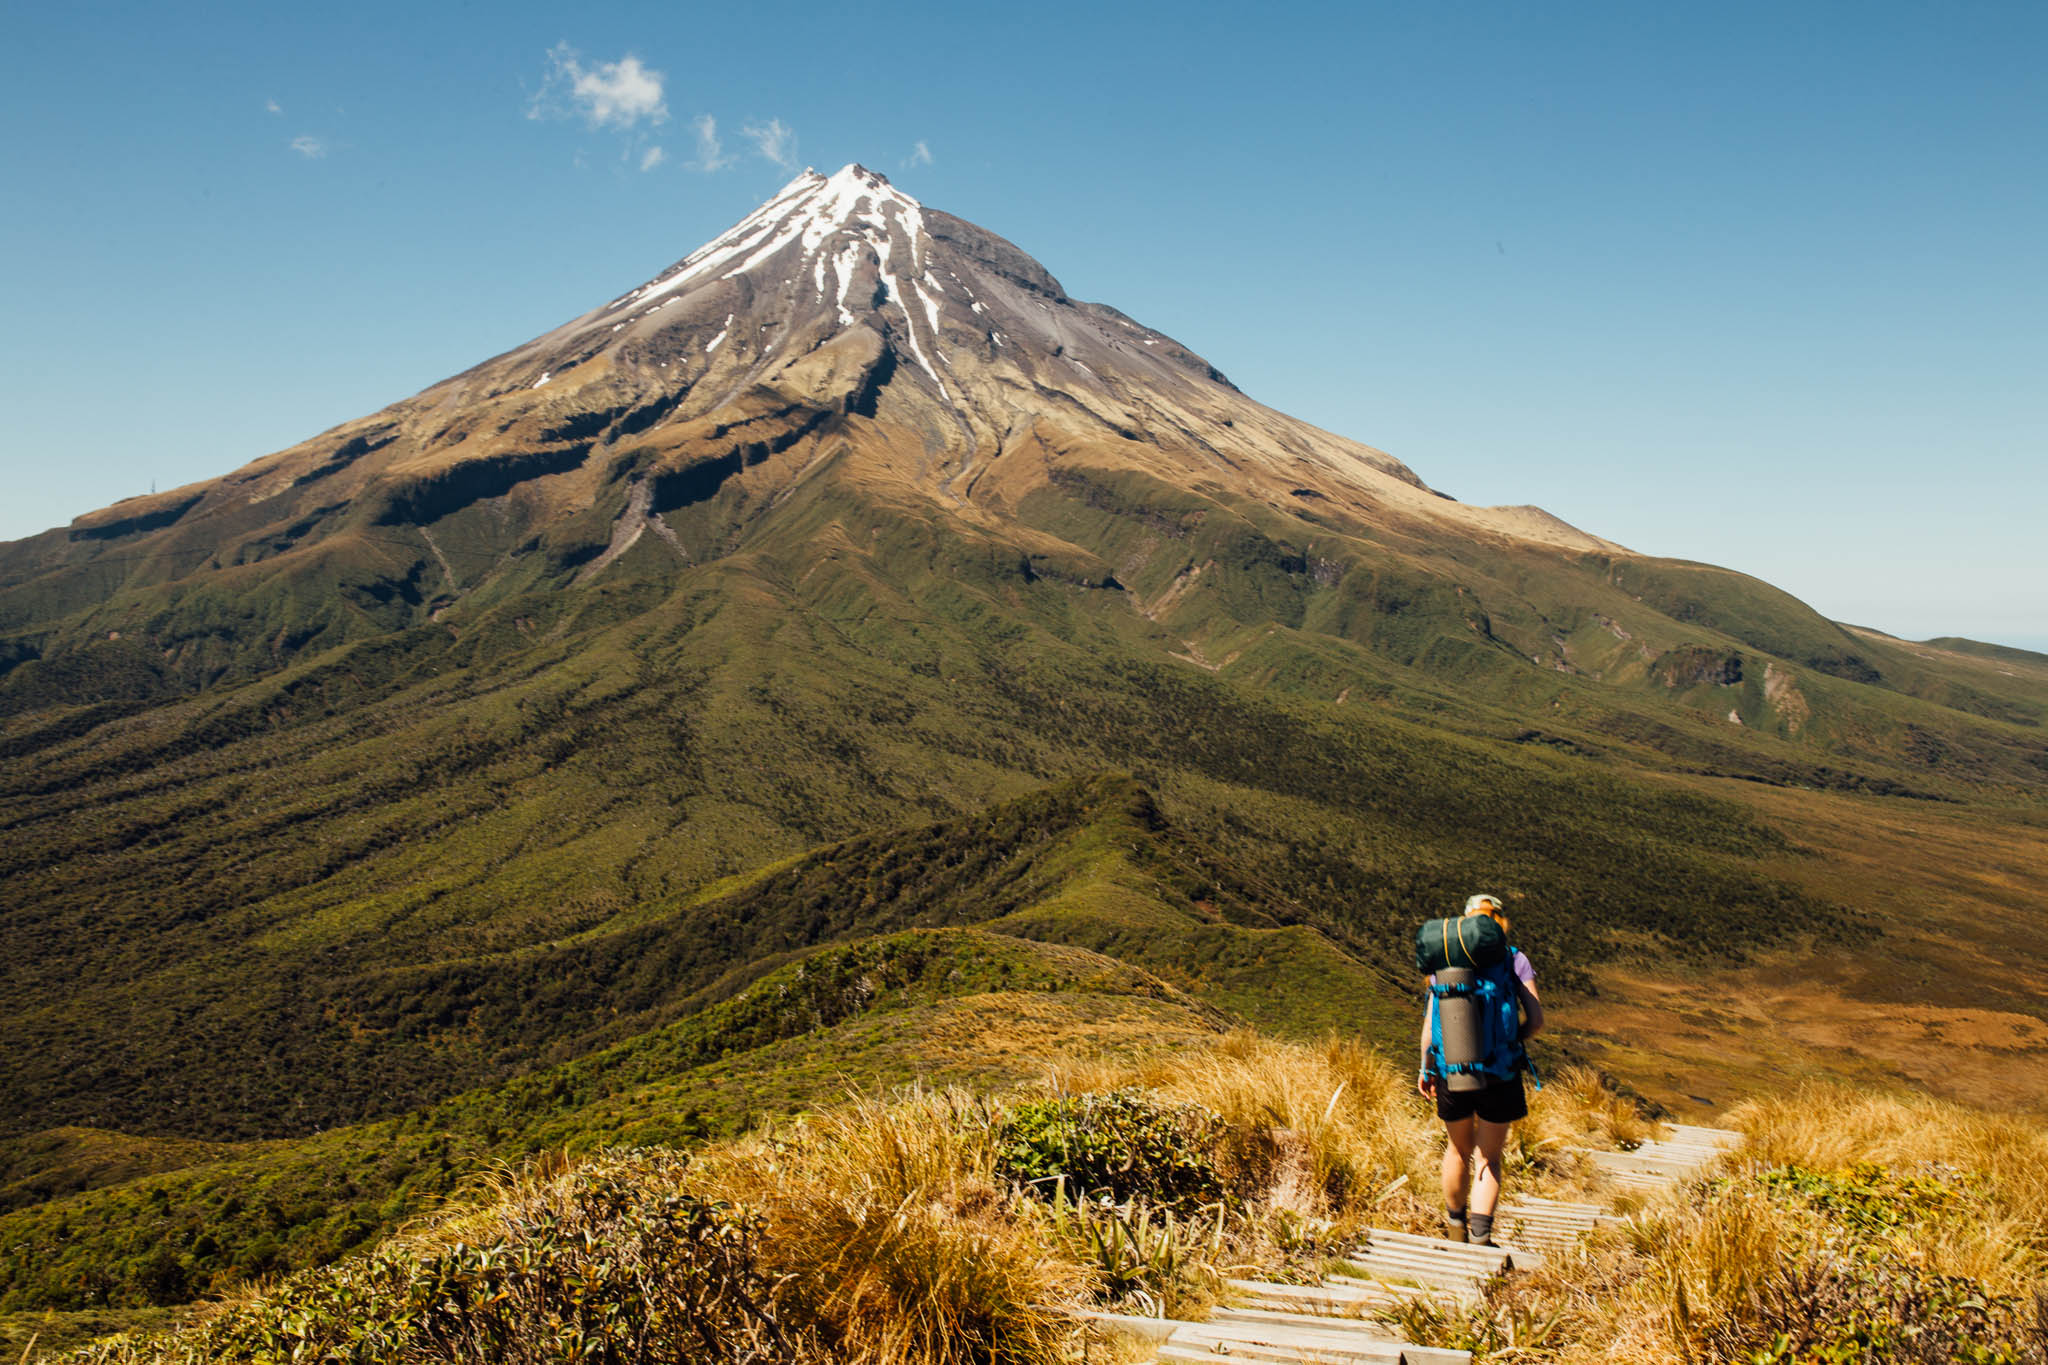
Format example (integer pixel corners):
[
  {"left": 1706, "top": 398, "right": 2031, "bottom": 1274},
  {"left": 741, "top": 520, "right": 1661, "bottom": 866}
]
[
  {"left": 0, "top": 769, "right": 1396, "bottom": 1312},
  {"left": 0, "top": 472, "right": 1854, "bottom": 1142},
  {"left": 0, "top": 924, "right": 1229, "bottom": 1313},
  {"left": 0, "top": 1131, "right": 267, "bottom": 1215},
  {"left": 8, "top": 451, "right": 2029, "bottom": 1151},
  {"left": 1019, "top": 464, "right": 2048, "bottom": 780}
]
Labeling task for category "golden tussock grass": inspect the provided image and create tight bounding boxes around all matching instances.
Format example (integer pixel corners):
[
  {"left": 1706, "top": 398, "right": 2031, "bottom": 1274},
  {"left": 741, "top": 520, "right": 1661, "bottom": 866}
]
[
  {"left": 1731, "top": 1084, "right": 2048, "bottom": 1231},
  {"left": 694, "top": 1088, "right": 1090, "bottom": 1365},
  {"left": 1522, "top": 1064, "right": 1659, "bottom": 1153},
  {"left": 1728, "top": 1080, "right": 2048, "bottom": 1294},
  {"left": 1050, "top": 1031, "right": 1436, "bottom": 1217},
  {"left": 50, "top": 1039, "right": 1685, "bottom": 1365},
  {"left": 1442, "top": 1082, "right": 2048, "bottom": 1364}
]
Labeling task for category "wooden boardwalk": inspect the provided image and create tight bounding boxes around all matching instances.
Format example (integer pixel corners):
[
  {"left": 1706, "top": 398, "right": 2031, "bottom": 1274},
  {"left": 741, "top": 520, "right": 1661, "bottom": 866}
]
[{"left": 1093, "top": 1122, "right": 1742, "bottom": 1365}]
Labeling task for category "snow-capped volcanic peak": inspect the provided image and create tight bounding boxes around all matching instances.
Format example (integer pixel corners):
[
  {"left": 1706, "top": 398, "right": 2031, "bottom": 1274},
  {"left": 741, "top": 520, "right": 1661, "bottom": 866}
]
[
  {"left": 598, "top": 163, "right": 953, "bottom": 391},
  {"left": 610, "top": 164, "right": 928, "bottom": 316}
]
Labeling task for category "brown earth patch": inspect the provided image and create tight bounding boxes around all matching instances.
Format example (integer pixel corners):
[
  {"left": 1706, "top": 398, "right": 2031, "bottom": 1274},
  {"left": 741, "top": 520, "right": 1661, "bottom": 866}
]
[
  {"left": 1554, "top": 774, "right": 2048, "bottom": 1119},
  {"left": 1561, "top": 963, "right": 2048, "bottom": 1119}
]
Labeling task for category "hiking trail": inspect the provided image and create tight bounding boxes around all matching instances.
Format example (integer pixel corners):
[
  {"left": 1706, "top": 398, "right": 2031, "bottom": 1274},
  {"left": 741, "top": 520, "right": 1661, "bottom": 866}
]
[{"left": 1092, "top": 1122, "right": 1742, "bottom": 1365}]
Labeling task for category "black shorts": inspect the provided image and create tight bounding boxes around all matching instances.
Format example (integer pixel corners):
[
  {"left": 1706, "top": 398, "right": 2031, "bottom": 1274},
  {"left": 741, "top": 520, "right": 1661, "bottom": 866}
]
[{"left": 1435, "top": 1076, "right": 1528, "bottom": 1124}]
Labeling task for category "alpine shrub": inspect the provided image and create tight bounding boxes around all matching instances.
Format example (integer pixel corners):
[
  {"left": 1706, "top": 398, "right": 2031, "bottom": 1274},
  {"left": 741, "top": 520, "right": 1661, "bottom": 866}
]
[{"left": 996, "top": 1089, "right": 1224, "bottom": 1210}]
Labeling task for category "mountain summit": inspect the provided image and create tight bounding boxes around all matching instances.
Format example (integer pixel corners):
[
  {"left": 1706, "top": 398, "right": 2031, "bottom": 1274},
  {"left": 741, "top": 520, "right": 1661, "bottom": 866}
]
[
  {"left": 30, "top": 165, "right": 1609, "bottom": 592},
  {"left": 503, "top": 161, "right": 1446, "bottom": 515}
]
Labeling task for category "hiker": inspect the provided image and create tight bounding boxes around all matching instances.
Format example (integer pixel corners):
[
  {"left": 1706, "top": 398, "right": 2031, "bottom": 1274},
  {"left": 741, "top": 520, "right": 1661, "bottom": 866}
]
[{"left": 1416, "top": 893, "right": 1544, "bottom": 1246}]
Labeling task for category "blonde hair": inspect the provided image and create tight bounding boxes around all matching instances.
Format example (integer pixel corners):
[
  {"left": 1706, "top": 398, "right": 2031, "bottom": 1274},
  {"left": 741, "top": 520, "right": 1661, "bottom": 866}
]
[{"left": 1463, "top": 893, "right": 1510, "bottom": 934}]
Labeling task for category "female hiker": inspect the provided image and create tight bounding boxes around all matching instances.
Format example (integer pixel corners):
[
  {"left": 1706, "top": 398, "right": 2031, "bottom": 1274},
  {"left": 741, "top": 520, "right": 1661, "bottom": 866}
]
[{"left": 1416, "top": 893, "right": 1544, "bottom": 1245}]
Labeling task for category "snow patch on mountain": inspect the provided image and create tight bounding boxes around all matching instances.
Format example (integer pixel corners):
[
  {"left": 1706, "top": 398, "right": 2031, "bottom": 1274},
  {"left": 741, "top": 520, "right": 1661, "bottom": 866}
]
[{"left": 600, "top": 163, "right": 960, "bottom": 395}]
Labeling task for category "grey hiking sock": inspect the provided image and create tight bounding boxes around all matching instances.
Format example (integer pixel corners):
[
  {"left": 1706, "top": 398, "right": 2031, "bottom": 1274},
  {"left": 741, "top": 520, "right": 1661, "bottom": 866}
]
[{"left": 1467, "top": 1211, "right": 1495, "bottom": 1244}]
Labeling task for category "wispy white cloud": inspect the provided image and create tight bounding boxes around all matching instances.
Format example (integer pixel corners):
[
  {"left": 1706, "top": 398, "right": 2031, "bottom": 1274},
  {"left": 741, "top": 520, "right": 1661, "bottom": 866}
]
[
  {"left": 742, "top": 118, "right": 796, "bottom": 169},
  {"left": 266, "top": 98, "right": 282, "bottom": 116},
  {"left": 909, "top": 139, "right": 932, "bottom": 167},
  {"left": 530, "top": 43, "right": 668, "bottom": 130},
  {"left": 640, "top": 145, "right": 665, "bottom": 172},
  {"left": 689, "top": 114, "right": 734, "bottom": 172},
  {"left": 290, "top": 135, "right": 326, "bottom": 159}
]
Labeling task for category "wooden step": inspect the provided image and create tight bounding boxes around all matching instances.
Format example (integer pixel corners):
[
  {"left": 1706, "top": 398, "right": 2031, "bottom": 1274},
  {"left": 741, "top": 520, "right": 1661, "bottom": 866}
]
[
  {"left": 1162, "top": 1321, "right": 1412, "bottom": 1360},
  {"left": 1331, "top": 1262, "right": 1485, "bottom": 1295},
  {"left": 1341, "top": 1246, "right": 1493, "bottom": 1284},
  {"left": 1483, "top": 1220, "right": 1584, "bottom": 1245},
  {"left": 1158, "top": 1337, "right": 1406, "bottom": 1364},
  {"left": 1207, "top": 1306, "right": 1400, "bottom": 1338},
  {"left": 1360, "top": 1228, "right": 1513, "bottom": 1266},
  {"left": 1577, "top": 1148, "right": 1711, "bottom": 1179},
  {"left": 1597, "top": 1171, "right": 1686, "bottom": 1193},
  {"left": 1160, "top": 1342, "right": 1472, "bottom": 1365},
  {"left": 1359, "top": 1225, "right": 1546, "bottom": 1272},
  {"left": 1229, "top": 1278, "right": 1381, "bottom": 1304},
  {"left": 1495, "top": 1194, "right": 1609, "bottom": 1214},
  {"left": 1594, "top": 1165, "right": 1690, "bottom": 1185},
  {"left": 1634, "top": 1142, "right": 1728, "bottom": 1163},
  {"left": 1323, "top": 1273, "right": 1479, "bottom": 1306},
  {"left": 1162, "top": 1321, "right": 1472, "bottom": 1365},
  {"left": 1091, "top": 1309, "right": 1445, "bottom": 1362}
]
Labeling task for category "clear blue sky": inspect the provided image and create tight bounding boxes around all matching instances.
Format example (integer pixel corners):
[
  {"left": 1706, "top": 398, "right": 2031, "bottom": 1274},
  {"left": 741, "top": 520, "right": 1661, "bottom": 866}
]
[{"left": 4, "top": 1, "right": 2043, "bottom": 650}]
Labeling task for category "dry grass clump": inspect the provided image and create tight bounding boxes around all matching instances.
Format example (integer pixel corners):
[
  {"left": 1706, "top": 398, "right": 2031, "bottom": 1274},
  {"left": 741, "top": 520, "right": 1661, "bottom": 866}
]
[
  {"left": 1730, "top": 1081, "right": 2048, "bottom": 1275},
  {"left": 1051, "top": 1030, "right": 1434, "bottom": 1217},
  {"left": 1503, "top": 1064, "right": 1665, "bottom": 1201},
  {"left": 1522, "top": 1065, "right": 1659, "bottom": 1154},
  {"left": 696, "top": 1088, "right": 1089, "bottom": 1365},
  {"left": 61, "top": 1097, "right": 1090, "bottom": 1365},
  {"left": 1402, "top": 1083, "right": 2048, "bottom": 1364},
  {"left": 67, "top": 1150, "right": 812, "bottom": 1365}
]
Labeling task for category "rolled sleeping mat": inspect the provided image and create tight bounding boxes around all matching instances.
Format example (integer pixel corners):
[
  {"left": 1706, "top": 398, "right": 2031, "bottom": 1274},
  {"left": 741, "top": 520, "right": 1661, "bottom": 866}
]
[
  {"left": 1435, "top": 966, "right": 1488, "bottom": 1092},
  {"left": 1415, "top": 915, "right": 1507, "bottom": 974}
]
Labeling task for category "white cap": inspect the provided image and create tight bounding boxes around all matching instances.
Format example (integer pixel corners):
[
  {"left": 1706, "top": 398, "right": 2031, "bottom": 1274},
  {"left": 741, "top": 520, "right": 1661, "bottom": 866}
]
[{"left": 1464, "top": 893, "right": 1502, "bottom": 914}]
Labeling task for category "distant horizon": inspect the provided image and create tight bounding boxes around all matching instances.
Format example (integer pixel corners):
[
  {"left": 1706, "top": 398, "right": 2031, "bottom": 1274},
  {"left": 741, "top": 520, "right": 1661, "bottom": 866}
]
[{"left": 4, "top": 1, "right": 2041, "bottom": 651}]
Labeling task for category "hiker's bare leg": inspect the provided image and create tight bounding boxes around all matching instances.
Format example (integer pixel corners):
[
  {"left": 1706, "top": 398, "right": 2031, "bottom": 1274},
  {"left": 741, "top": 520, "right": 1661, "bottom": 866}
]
[
  {"left": 1469, "top": 1117, "right": 1511, "bottom": 1217},
  {"left": 1441, "top": 1116, "right": 1476, "bottom": 1211}
]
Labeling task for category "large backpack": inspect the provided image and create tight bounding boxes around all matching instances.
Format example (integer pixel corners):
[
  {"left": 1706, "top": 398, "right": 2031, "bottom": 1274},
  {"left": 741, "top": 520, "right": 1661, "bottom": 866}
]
[
  {"left": 1414, "top": 916, "right": 1535, "bottom": 1087},
  {"left": 1426, "top": 951, "right": 1531, "bottom": 1086}
]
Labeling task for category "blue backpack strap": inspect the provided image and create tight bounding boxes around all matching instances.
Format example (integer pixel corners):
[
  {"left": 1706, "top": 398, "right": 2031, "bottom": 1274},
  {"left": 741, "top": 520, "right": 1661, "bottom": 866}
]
[{"left": 1425, "top": 980, "right": 1445, "bottom": 1077}]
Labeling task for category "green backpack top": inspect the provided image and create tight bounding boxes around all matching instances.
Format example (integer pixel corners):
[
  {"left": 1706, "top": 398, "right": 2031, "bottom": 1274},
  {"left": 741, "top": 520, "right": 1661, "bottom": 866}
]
[{"left": 1414, "top": 914, "right": 1508, "bottom": 975}]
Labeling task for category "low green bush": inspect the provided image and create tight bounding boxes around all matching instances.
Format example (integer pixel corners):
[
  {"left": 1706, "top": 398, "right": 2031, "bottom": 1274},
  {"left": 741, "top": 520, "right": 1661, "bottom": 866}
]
[{"left": 996, "top": 1089, "right": 1224, "bottom": 1211}]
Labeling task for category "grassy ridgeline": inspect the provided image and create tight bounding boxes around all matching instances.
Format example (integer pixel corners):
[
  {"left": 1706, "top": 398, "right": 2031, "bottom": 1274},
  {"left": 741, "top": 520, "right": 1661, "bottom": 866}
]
[
  {"left": 48, "top": 1036, "right": 1637, "bottom": 1365},
  {"left": 0, "top": 927, "right": 1233, "bottom": 1316},
  {"left": 34, "top": 1039, "right": 2048, "bottom": 1364}
]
